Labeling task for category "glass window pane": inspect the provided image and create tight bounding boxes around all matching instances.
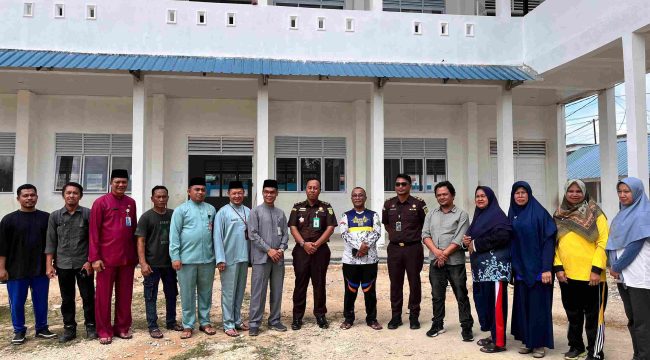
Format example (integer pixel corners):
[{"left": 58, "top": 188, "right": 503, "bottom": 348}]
[
  {"left": 384, "top": 159, "right": 400, "bottom": 191},
  {"left": 55, "top": 156, "right": 82, "bottom": 191},
  {"left": 0, "top": 155, "right": 13, "bottom": 192},
  {"left": 324, "top": 158, "right": 345, "bottom": 192},
  {"left": 403, "top": 159, "right": 423, "bottom": 191},
  {"left": 276, "top": 158, "right": 297, "bottom": 191},
  {"left": 426, "top": 159, "right": 446, "bottom": 192},
  {"left": 111, "top": 156, "right": 132, "bottom": 191},
  {"left": 83, "top": 156, "right": 109, "bottom": 192},
  {"left": 300, "top": 158, "right": 321, "bottom": 191}
]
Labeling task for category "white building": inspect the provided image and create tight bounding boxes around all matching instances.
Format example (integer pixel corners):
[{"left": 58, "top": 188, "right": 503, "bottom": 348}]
[{"left": 0, "top": 0, "right": 647, "bottom": 224}]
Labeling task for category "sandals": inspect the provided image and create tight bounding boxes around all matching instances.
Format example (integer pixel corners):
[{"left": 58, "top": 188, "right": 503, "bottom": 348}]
[
  {"left": 115, "top": 331, "right": 133, "bottom": 339},
  {"left": 480, "top": 343, "right": 506, "bottom": 353},
  {"left": 199, "top": 325, "right": 217, "bottom": 336},
  {"left": 149, "top": 328, "right": 163, "bottom": 339},
  {"left": 99, "top": 337, "right": 112, "bottom": 345},
  {"left": 367, "top": 321, "right": 383, "bottom": 330},
  {"left": 180, "top": 329, "right": 192, "bottom": 339},
  {"left": 167, "top": 323, "right": 185, "bottom": 332},
  {"left": 340, "top": 321, "right": 353, "bottom": 330},
  {"left": 235, "top": 323, "right": 249, "bottom": 331},
  {"left": 224, "top": 328, "right": 239, "bottom": 337}
]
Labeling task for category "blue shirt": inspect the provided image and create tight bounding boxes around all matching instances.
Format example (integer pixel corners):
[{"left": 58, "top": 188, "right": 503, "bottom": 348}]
[
  {"left": 169, "top": 200, "right": 216, "bottom": 265},
  {"left": 214, "top": 203, "right": 250, "bottom": 266}
]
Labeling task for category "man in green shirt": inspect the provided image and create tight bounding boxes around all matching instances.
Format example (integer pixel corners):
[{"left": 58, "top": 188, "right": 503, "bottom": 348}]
[{"left": 169, "top": 178, "right": 217, "bottom": 339}]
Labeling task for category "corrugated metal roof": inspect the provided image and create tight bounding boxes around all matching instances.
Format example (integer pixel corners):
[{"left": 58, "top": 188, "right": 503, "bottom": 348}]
[
  {"left": 566, "top": 136, "right": 650, "bottom": 180},
  {"left": 0, "top": 49, "right": 536, "bottom": 81}
]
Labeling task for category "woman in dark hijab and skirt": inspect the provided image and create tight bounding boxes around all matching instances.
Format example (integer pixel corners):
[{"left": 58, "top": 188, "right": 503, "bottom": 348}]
[
  {"left": 508, "top": 181, "right": 557, "bottom": 358},
  {"left": 463, "top": 186, "right": 512, "bottom": 354}
]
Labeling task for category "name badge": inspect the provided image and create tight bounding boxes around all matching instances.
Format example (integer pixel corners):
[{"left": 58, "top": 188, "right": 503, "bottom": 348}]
[
  {"left": 395, "top": 221, "right": 402, "bottom": 232},
  {"left": 126, "top": 216, "right": 132, "bottom": 227},
  {"left": 277, "top": 226, "right": 283, "bottom": 236},
  {"left": 312, "top": 217, "right": 320, "bottom": 229}
]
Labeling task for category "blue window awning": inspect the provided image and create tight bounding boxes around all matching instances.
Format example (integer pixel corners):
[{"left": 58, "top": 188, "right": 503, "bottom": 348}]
[{"left": 0, "top": 49, "right": 536, "bottom": 81}]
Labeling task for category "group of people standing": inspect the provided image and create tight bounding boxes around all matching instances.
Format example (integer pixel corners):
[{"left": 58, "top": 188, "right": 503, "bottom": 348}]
[{"left": 0, "top": 169, "right": 648, "bottom": 360}]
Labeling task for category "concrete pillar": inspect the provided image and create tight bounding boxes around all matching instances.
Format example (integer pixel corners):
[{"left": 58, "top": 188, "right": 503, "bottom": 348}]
[
  {"left": 132, "top": 78, "right": 147, "bottom": 217},
  {"left": 150, "top": 94, "right": 166, "bottom": 190},
  {"left": 598, "top": 88, "right": 619, "bottom": 219},
  {"left": 496, "top": 86, "right": 514, "bottom": 210},
  {"left": 370, "top": 0, "right": 382, "bottom": 12},
  {"left": 496, "top": 0, "right": 511, "bottom": 17},
  {"left": 255, "top": 77, "right": 270, "bottom": 206},
  {"left": 556, "top": 104, "right": 567, "bottom": 202},
  {"left": 370, "top": 83, "right": 384, "bottom": 245},
  {"left": 14, "top": 90, "right": 34, "bottom": 188},
  {"left": 623, "top": 32, "right": 648, "bottom": 191},
  {"left": 354, "top": 99, "right": 368, "bottom": 191},
  {"left": 464, "top": 102, "right": 479, "bottom": 213}
]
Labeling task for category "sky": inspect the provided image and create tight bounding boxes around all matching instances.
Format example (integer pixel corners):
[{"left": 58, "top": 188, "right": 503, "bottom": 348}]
[{"left": 565, "top": 74, "right": 650, "bottom": 145}]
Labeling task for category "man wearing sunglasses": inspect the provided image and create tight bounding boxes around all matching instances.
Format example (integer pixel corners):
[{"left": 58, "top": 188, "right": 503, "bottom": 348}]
[{"left": 382, "top": 174, "right": 428, "bottom": 330}]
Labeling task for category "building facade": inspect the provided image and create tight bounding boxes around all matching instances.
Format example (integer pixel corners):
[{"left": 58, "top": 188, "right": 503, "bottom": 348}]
[{"left": 0, "top": 0, "right": 648, "bottom": 225}]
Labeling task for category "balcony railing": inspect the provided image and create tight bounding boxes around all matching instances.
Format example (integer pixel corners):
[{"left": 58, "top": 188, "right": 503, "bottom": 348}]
[{"left": 383, "top": 0, "right": 445, "bottom": 13}]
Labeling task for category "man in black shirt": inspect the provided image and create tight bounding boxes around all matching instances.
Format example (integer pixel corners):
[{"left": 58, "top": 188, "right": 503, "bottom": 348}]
[
  {"left": 45, "top": 182, "right": 96, "bottom": 342},
  {"left": 0, "top": 184, "right": 56, "bottom": 345},
  {"left": 135, "top": 185, "right": 182, "bottom": 338}
]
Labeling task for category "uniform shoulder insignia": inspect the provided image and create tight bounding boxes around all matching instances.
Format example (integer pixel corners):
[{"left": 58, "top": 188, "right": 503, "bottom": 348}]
[
  {"left": 413, "top": 196, "right": 424, "bottom": 201},
  {"left": 293, "top": 201, "right": 303, "bottom": 207},
  {"left": 386, "top": 196, "right": 396, "bottom": 202},
  {"left": 320, "top": 201, "right": 331, "bottom": 206}
]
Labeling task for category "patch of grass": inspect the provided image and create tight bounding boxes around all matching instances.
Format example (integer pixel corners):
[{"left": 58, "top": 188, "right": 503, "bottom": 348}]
[
  {"left": 220, "top": 337, "right": 247, "bottom": 354},
  {"left": 169, "top": 341, "right": 213, "bottom": 360}
]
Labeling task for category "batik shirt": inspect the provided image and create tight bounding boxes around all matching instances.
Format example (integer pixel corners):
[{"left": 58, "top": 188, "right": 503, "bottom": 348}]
[{"left": 339, "top": 209, "right": 381, "bottom": 265}]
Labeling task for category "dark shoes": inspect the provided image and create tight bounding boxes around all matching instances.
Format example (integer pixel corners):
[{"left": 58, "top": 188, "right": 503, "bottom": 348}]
[
  {"left": 166, "top": 323, "right": 184, "bottom": 331},
  {"left": 86, "top": 325, "right": 98, "bottom": 340},
  {"left": 35, "top": 328, "right": 57, "bottom": 339},
  {"left": 564, "top": 348, "right": 587, "bottom": 360},
  {"left": 367, "top": 321, "right": 383, "bottom": 330},
  {"left": 477, "top": 337, "right": 493, "bottom": 346},
  {"left": 12, "top": 332, "right": 26, "bottom": 345},
  {"left": 480, "top": 343, "right": 506, "bottom": 353},
  {"left": 249, "top": 328, "right": 260, "bottom": 336},
  {"left": 59, "top": 327, "right": 77, "bottom": 343},
  {"left": 316, "top": 316, "right": 329, "bottom": 329},
  {"left": 269, "top": 323, "right": 288, "bottom": 332},
  {"left": 461, "top": 328, "right": 474, "bottom": 342},
  {"left": 409, "top": 317, "right": 420, "bottom": 330},
  {"left": 426, "top": 324, "right": 445, "bottom": 337},
  {"left": 387, "top": 316, "right": 403, "bottom": 330},
  {"left": 291, "top": 319, "right": 303, "bottom": 331}
]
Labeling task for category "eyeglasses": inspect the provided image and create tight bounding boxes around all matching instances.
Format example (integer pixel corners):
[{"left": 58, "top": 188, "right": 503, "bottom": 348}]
[{"left": 395, "top": 182, "right": 410, "bottom": 187}]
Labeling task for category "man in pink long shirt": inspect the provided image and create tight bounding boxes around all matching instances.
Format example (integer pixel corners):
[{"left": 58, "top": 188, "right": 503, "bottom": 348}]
[{"left": 89, "top": 169, "right": 137, "bottom": 345}]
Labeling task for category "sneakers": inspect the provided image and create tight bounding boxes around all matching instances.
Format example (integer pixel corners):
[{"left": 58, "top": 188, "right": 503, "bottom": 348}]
[
  {"left": 387, "top": 316, "right": 403, "bottom": 330},
  {"left": 461, "top": 328, "right": 474, "bottom": 342},
  {"left": 59, "top": 327, "right": 77, "bottom": 343},
  {"left": 426, "top": 324, "right": 446, "bottom": 337},
  {"left": 12, "top": 332, "right": 26, "bottom": 345},
  {"left": 532, "top": 348, "right": 546, "bottom": 358},
  {"left": 564, "top": 348, "right": 587, "bottom": 360},
  {"left": 269, "top": 323, "right": 288, "bottom": 332},
  {"left": 35, "top": 328, "right": 57, "bottom": 339}
]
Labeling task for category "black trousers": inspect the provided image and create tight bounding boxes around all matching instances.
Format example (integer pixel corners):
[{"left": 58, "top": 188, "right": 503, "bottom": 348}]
[
  {"left": 387, "top": 243, "right": 424, "bottom": 318},
  {"left": 618, "top": 284, "right": 650, "bottom": 360},
  {"left": 292, "top": 243, "right": 331, "bottom": 320},
  {"left": 429, "top": 262, "right": 473, "bottom": 330},
  {"left": 57, "top": 267, "right": 95, "bottom": 329},
  {"left": 342, "top": 263, "right": 378, "bottom": 324},
  {"left": 559, "top": 280, "right": 607, "bottom": 358}
]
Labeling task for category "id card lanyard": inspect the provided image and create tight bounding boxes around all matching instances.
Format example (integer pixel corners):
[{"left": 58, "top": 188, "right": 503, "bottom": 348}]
[{"left": 396, "top": 206, "right": 402, "bottom": 232}]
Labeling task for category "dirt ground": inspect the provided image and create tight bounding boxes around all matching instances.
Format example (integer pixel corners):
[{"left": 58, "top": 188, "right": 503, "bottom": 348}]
[{"left": 0, "top": 264, "right": 634, "bottom": 360}]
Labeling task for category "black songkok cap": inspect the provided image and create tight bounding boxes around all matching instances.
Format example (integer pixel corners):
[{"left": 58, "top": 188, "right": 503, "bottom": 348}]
[
  {"left": 188, "top": 177, "right": 206, "bottom": 187},
  {"left": 262, "top": 179, "right": 278, "bottom": 189},
  {"left": 228, "top": 180, "right": 244, "bottom": 190},
  {"left": 110, "top": 169, "right": 129, "bottom": 180}
]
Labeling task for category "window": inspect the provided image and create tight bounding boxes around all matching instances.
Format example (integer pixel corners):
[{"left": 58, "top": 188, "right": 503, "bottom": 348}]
[
  {"left": 384, "top": 138, "right": 447, "bottom": 192},
  {"left": 275, "top": 136, "right": 346, "bottom": 192},
  {"left": 0, "top": 133, "right": 16, "bottom": 193},
  {"left": 383, "top": 0, "right": 445, "bottom": 13},
  {"left": 55, "top": 133, "right": 132, "bottom": 192}
]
